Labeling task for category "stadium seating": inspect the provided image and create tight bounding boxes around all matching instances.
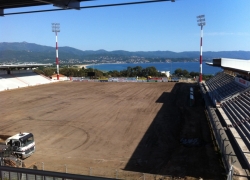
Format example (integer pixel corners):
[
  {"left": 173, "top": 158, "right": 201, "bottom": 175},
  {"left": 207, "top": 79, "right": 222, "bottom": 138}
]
[
  {"left": 205, "top": 72, "right": 250, "bottom": 156},
  {"left": 204, "top": 72, "right": 246, "bottom": 103},
  {"left": 11, "top": 72, "right": 51, "bottom": 86},
  {"left": 221, "top": 102, "right": 250, "bottom": 149},
  {"left": 0, "top": 74, "right": 28, "bottom": 90},
  {"left": 0, "top": 71, "right": 52, "bottom": 91},
  {"left": 202, "top": 59, "right": 250, "bottom": 173},
  {"left": 220, "top": 89, "right": 250, "bottom": 150}
]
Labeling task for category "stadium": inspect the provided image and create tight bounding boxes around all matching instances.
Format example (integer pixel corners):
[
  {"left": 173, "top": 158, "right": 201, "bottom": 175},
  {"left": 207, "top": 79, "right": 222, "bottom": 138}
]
[
  {"left": 200, "top": 58, "right": 250, "bottom": 179},
  {"left": 0, "top": 1, "right": 250, "bottom": 180},
  {"left": 0, "top": 57, "right": 249, "bottom": 180}
]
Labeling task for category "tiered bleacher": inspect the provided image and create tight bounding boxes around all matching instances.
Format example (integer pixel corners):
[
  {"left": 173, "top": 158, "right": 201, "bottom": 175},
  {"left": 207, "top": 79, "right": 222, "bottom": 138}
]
[
  {"left": 11, "top": 72, "right": 52, "bottom": 86},
  {"left": 220, "top": 91, "right": 250, "bottom": 143},
  {"left": 203, "top": 67, "right": 250, "bottom": 171},
  {"left": 0, "top": 70, "right": 52, "bottom": 91},
  {"left": 0, "top": 74, "right": 28, "bottom": 90},
  {"left": 204, "top": 72, "right": 246, "bottom": 106}
]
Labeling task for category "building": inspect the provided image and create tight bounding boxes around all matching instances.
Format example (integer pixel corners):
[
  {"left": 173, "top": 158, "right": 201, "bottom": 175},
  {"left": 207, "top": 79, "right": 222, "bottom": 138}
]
[{"left": 160, "top": 71, "right": 170, "bottom": 77}]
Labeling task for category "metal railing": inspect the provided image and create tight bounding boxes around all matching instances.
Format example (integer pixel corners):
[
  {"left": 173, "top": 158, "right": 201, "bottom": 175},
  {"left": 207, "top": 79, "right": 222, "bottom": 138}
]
[
  {"left": 26, "top": 163, "right": 173, "bottom": 180},
  {"left": 0, "top": 166, "right": 114, "bottom": 180},
  {"left": 199, "top": 83, "right": 250, "bottom": 180},
  {"left": 0, "top": 161, "right": 174, "bottom": 180}
]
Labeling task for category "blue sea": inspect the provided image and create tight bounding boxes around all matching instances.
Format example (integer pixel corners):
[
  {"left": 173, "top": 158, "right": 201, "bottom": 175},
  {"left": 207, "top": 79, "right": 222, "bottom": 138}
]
[{"left": 87, "top": 62, "right": 222, "bottom": 75}]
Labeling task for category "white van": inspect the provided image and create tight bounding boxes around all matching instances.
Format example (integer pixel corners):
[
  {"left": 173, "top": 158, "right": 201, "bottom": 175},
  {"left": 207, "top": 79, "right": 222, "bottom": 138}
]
[{"left": 5, "top": 132, "right": 35, "bottom": 159}]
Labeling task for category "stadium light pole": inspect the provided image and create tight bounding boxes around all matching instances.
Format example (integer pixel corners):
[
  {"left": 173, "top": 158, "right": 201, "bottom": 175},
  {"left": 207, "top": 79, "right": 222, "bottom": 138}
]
[
  {"left": 170, "top": 60, "right": 172, "bottom": 76},
  {"left": 197, "top": 15, "right": 205, "bottom": 83},
  {"left": 52, "top": 23, "right": 60, "bottom": 80}
]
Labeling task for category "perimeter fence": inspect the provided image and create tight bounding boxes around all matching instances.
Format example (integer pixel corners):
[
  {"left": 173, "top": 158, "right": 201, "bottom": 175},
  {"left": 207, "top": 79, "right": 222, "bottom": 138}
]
[
  {"left": 23, "top": 162, "right": 173, "bottom": 180},
  {"left": 0, "top": 161, "right": 174, "bottom": 180},
  {"left": 71, "top": 77, "right": 195, "bottom": 83}
]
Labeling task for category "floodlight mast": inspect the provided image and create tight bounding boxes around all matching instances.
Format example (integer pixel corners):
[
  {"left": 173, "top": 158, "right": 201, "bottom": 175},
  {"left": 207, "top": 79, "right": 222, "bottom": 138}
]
[
  {"left": 197, "top": 15, "right": 205, "bottom": 82},
  {"left": 52, "top": 23, "right": 60, "bottom": 80}
]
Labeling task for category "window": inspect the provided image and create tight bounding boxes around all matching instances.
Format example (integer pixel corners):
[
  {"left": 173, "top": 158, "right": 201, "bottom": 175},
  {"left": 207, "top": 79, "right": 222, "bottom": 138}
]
[{"left": 21, "top": 136, "right": 34, "bottom": 147}]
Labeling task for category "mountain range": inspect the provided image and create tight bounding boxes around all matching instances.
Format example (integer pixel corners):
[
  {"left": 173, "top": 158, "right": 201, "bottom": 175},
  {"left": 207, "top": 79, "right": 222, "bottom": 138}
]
[{"left": 0, "top": 42, "right": 250, "bottom": 63}]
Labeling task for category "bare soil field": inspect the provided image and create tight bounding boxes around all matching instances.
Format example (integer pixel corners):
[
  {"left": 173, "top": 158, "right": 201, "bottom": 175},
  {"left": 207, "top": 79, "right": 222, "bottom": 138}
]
[{"left": 0, "top": 81, "right": 225, "bottom": 179}]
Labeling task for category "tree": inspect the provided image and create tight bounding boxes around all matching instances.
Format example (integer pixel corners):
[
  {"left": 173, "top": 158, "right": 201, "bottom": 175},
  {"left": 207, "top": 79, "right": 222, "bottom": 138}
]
[
  {"left": 109, "top": 70, "right": 120, "bottom": 77},
  {"left": 174, "top": 68, "right": 183, "bottom": 76},
  {"left": 43, "top": 68, "right": 55, "bottom": 77},
  {"left": 133, "top": 66, "right": 143, "bottom": 77},
  {"left": 190, "top": 71, "right": 199, "bottom": 78},
  {"left": 120, "top": 70, "right": 128, "bottom": 77},
  {"left": 126, "top": 66, "right": 133, "bottom": 77},
  {"left": 60, "top": 67, "right": 78, "bottom": 77},
  {"left": 182, "top": 70, "right": 189, "bottom": 77},
  {"left": 145, "top": 66, "right": 158, "bottom": 76}
]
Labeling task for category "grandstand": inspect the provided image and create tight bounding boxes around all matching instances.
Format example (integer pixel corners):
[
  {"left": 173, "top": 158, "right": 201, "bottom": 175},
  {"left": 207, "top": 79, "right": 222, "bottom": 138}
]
[
  {"left": 0, "top": 64, "right": 53, "bottom": 91},
  {"left": 1, "top": 60, "right": 250, "bottom": 178},
  {"left": 201, "top": 58, "right": 250, "bottom": 178}
]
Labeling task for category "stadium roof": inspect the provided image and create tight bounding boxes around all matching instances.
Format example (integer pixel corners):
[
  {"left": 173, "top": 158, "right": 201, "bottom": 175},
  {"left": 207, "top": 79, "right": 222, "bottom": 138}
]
[
  {"left": 0, "top": 0, "right": 88, "bottom": 10},
  {"left": 207, "top": 58, "right": 250, "bottom": 74},
  {"left": 0, "top": 63, "right": 52, "bottom": 69},
  {"left": 0, "top": 0, "right": 174, "bottom": 16}
]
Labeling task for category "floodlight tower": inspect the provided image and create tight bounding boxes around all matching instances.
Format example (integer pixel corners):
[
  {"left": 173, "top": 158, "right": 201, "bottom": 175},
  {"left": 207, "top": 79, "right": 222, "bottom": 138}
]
[
  {"left": 197, "top": 15, "right": 205, "bottom": 83},
  {"left": 52, "top": 23, "right": 60, "bottom": 80}
]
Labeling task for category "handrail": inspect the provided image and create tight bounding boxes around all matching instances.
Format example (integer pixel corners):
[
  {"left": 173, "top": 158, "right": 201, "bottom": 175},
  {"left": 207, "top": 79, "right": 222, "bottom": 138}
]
[{"left": 0, "top": 166, "right": 114, "bottom": 180}]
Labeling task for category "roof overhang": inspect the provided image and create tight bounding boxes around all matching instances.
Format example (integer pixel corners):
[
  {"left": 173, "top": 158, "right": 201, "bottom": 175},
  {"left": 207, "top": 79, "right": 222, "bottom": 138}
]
[
  {"left": 208, "top": 58, "right": 250, "bottom": 74},
  {"left": 0, "top": 0, "right": 174, "bottom": 16},
  {"left": 0, "top": 0, "right": 91, "bottom": 16},
  {"left": 0, "top": 0, "right": 85, "bottom": 10},
  {"left": 205, "top": 62, "right": 215, "bottom": 66},
  {"left": 0, "top": 63, "right": 52, "bottom": 69}
]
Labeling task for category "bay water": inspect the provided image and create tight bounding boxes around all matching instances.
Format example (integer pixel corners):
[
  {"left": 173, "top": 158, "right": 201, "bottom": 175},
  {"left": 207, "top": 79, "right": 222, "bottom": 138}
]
[{"left": 87, "top": 62, "right": 222, "bottom": 75}]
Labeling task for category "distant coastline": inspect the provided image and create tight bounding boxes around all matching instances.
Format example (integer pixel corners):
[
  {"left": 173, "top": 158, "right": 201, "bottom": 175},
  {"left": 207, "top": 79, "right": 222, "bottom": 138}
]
[
  {"left": 74, "top": 62, "right": 126, "bottom": 69},
  {"left": 79, "top": 62, "right": 222, "bottom": 75},
  {"left": 84, "top": 62, "right": 129, "bottom": 68},
  {"left": 84, "top": 61, "right": 176, "bottom": 68}
]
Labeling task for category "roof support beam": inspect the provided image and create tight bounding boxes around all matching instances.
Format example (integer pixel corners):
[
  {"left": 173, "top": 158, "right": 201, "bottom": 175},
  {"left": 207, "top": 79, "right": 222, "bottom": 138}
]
[
  {"left": 0, "top": 9, "right": 3, "bottom": 16},
  {"left": 34, "top": 0, "right": 80, "bottom": 10},
  {"left": 33, "top": 0, "right": 52, "bottom": 4},
  {"left": 67, "top": 0, "right": 80, "bottom": 10},
  {"left": 53, "top": 0, "right": 80, "bottom": 10}
]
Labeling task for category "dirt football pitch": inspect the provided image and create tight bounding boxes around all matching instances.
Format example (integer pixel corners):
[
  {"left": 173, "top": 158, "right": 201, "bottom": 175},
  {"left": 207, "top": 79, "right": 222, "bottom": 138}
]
[{"left": 0, "top": 81, "right": 225, "bottom": 179}]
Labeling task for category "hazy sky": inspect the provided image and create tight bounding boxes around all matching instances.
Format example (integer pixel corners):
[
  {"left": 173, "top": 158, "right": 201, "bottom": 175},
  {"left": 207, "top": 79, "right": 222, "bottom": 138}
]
[{"left": 1, "top": 0, "right": 250, "bottom": 52}]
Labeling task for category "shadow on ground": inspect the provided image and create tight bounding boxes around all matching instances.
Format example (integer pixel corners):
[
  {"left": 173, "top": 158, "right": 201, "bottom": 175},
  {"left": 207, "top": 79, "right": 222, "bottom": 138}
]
[{"left": 123, "top": 82, "right": 226, "bottom": 179}]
